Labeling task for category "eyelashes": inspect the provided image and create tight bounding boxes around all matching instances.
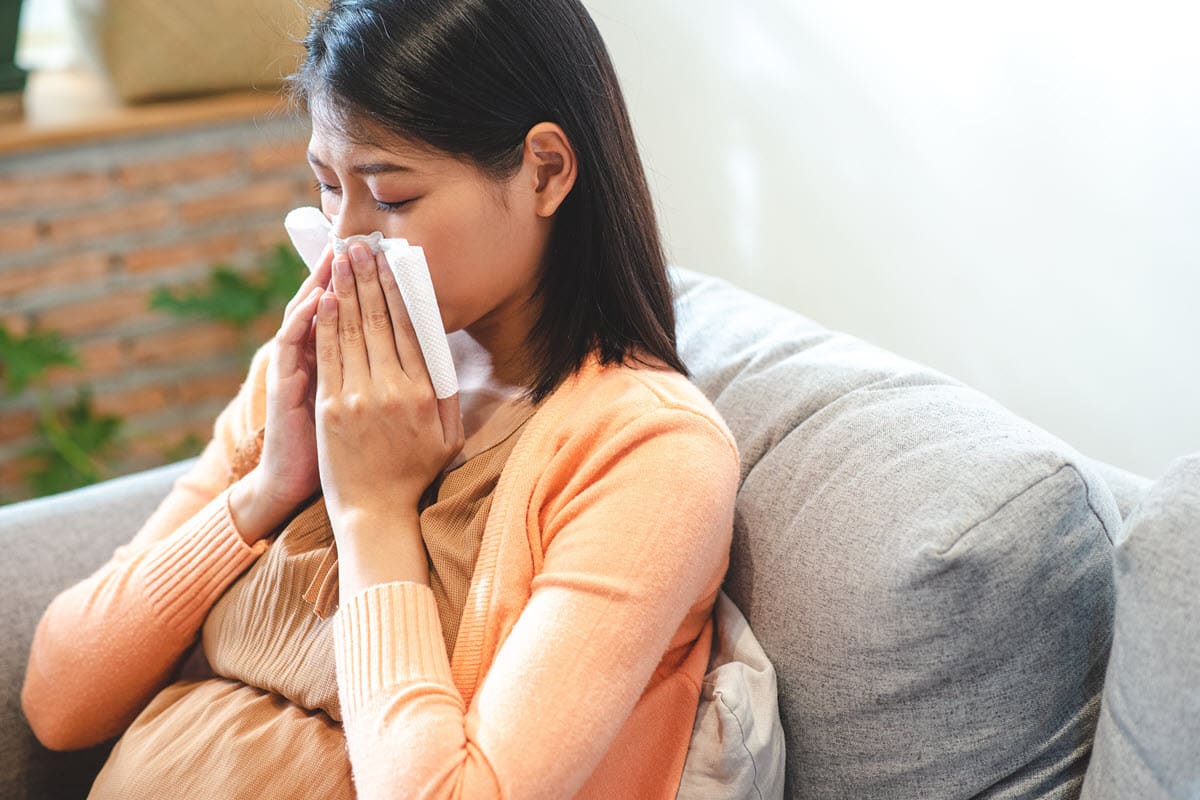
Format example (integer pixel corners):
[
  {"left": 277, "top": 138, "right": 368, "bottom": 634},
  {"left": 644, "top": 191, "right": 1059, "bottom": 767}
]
[{"left": 312, "top": 180, "right": 413, "bottom": 212}]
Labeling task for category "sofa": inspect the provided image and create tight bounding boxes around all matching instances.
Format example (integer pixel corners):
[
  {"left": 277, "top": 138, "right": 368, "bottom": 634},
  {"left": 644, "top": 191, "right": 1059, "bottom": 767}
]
[{"left": 2, "top": 266, "right": 1196, "bottom": 799}]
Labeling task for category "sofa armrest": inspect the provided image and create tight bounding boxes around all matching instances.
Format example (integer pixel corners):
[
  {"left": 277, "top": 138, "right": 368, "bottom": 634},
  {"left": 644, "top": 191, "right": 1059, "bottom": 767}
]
[{"left": 0, "top": 458, "right": 195, "bottom": 799}]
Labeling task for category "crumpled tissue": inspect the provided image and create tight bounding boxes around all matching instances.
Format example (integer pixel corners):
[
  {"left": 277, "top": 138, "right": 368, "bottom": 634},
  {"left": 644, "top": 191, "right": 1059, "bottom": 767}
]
[{"left": 283, "top": 206, "right": 458, "bottom": 399}]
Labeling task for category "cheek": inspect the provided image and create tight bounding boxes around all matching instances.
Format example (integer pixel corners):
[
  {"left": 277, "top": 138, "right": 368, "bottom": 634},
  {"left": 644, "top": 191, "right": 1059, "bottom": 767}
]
[
  {"left": 421, "top": 238, "right": 474, "bottom": 305},
  {"left": 395, "top": 192, "right": 515, "bottom": 321},
  {"left": 393, "top": 226, "right": 463, "bottom": 310},
  {"left": 407, "top": 210, "right": 491, "bottom": 289}
]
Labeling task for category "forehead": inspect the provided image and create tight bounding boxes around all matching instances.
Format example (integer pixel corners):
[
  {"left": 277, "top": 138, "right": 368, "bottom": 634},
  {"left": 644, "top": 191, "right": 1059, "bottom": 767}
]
[{"left": 307, "top": 114, "right": 457, "bottom": 177}]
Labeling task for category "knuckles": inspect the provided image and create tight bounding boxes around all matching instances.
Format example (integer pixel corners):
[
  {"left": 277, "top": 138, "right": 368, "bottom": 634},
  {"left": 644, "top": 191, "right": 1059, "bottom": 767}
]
[
  {"left": 410, "top": 390, "right": 437, "bottom": 418},
  {"left": 317, "top": 385, "right": 440, "bottom": 424},
  {"left": 317, "top": 342, "right": 339, "bottom": 364},
  {"left": 319, "top": 386, "right": 413, "bottom": 421},
  {"left": 364, "top": 308, "right": 392, "bottom": 334}
]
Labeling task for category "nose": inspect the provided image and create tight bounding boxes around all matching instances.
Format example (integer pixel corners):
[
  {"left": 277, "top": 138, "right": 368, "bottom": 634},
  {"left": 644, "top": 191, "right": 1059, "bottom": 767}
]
[{"left": 329, "top": 201, "right": 378, "bottom": 240}]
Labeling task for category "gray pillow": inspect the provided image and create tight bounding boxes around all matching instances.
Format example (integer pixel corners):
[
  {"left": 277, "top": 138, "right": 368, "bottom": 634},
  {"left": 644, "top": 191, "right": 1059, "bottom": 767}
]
[
  {"left": 1081, "top": 454, "right": 1200, "bottom": 800},
  {"left": 670, "top": 266, "right": 1122, "bottom": 799}
]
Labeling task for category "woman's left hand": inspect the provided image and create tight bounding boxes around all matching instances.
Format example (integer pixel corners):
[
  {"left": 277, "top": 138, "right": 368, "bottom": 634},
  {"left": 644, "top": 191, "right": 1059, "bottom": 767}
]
[{"left": 314, "top": 242, "right": 464, "bottom": 533}]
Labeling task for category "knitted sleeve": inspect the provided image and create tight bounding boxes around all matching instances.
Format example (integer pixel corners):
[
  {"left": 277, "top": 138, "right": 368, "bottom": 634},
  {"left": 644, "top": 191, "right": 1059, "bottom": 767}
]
[
  {"left": 333, "top": 403, "right": 740, "bottom": 799},
  {"left": 21, "top": 339, "right": 274, "bottom": 752}
]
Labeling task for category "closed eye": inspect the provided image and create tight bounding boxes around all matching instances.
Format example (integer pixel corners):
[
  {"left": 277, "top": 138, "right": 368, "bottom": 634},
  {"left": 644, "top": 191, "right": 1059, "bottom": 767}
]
[{"left": 312, "top": 180, "right": 414, "bottom": 212}]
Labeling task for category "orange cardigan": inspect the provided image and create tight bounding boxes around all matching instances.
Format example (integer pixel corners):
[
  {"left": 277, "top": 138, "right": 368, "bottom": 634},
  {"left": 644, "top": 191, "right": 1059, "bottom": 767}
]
[{"left": 22, "top": 340, "right": 740, "bottom": 799}]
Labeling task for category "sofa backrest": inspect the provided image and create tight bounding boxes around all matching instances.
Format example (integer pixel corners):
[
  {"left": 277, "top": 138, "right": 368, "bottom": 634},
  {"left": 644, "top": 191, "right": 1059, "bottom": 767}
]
[{"left": 670, "top": 265, "right": 1122, "bottom": 799}]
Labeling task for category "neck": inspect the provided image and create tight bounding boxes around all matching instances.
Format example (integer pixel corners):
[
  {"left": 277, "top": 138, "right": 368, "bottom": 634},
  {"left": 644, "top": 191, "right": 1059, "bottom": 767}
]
[{"left": 460, "top": 298, "right": 540, "bottom": 394}]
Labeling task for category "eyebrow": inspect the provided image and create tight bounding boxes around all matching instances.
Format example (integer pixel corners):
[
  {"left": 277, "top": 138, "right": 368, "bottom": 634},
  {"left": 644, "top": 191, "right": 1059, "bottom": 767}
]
[{"left": 307, "top": 152, "right": 417, "bottom": 176}]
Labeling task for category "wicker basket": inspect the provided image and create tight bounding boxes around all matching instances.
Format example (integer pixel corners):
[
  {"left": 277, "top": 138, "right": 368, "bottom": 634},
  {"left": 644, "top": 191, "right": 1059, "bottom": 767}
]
[{"left": 68, "top": 0, "right": 312, "bottom": 104}]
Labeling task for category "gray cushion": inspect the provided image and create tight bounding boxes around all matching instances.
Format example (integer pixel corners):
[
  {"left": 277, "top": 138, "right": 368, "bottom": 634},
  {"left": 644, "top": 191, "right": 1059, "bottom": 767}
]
[
  {"left": 1081, "top": 454, "right": 1200, "bottom": 800},
  {"left": 670, "top": 266, "right": 1122, "bottom": 799},
  {"left": 0, "top": 459, "right": 194, "bottom": 800},
  {"left": 1086, "top": 461, "right": 1153, "bottom": 522}
]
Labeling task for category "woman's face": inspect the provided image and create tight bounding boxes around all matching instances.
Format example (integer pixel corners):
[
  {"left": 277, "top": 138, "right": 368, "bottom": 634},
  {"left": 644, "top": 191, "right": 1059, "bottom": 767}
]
[{"left": 305, "top": 114, "right": 552, "bottom": 339}]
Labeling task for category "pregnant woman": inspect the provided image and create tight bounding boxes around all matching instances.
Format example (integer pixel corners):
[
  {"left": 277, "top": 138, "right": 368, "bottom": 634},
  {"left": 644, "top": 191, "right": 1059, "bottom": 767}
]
[{"left": 21, "top": 1, "right": 740, "bottom": 797}]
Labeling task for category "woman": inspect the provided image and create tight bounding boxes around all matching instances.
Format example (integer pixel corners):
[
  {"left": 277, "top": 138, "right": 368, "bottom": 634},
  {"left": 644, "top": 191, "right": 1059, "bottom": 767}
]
[{"left": 21, "top": 1, "right": 739, "bottom": 797}]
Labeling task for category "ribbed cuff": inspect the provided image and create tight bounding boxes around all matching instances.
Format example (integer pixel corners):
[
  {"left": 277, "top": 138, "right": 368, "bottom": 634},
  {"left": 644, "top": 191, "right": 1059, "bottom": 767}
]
[
  {"left": 140, "top": 486, "right": 271, "bottom": 636},
  {"left": 334, "top": 581, "right": 455, "bottom": 721}
]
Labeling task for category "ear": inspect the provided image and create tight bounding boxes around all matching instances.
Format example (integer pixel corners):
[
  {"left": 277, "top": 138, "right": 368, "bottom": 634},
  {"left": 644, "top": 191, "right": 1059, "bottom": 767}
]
[{"left": 524, "top": 122, "right": 577, "bottom": 218}]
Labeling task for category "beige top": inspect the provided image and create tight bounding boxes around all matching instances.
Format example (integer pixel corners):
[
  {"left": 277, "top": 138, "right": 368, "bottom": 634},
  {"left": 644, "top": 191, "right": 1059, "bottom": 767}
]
[{"left": 87, "top": 399, "right": 535, "bottom": 799}]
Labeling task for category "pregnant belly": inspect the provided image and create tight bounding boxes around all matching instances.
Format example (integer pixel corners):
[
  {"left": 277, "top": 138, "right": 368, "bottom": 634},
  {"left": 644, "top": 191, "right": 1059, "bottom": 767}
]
[{"left": 88, "top": 677, "right": 354, "bottom": 799}]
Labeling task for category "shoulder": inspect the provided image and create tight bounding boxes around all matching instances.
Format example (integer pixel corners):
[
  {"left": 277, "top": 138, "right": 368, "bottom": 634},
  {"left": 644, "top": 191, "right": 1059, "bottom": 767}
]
[
  {"left": 530, "top": 353, "right": 741, "bottom": 476},
  {"left": 520, "top": 354, "right": 741, "bottom": 554}
]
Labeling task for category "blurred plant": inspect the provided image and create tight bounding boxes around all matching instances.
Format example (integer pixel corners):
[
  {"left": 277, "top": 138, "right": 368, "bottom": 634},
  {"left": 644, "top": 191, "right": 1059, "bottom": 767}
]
[
  {"left": 150, "top": 242, "right": 307, "bottom": 361},
  {"left": 22, "top": 387, "right": 127, "bottom": 497},
  {"left": 0, "top": 326, "right": 77, "bottom": 394},
  {"left": 0, "top": 326, "right": 125, "bottom": 501},
  {"left": 0, "top": 242, "right": 305, "bottom": 503}
]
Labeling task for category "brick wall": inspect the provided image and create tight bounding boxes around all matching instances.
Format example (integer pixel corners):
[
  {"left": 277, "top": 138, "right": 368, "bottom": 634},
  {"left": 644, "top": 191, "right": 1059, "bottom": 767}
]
[{"left": 0, "top": 114, "right": 316, "bottom": 504}]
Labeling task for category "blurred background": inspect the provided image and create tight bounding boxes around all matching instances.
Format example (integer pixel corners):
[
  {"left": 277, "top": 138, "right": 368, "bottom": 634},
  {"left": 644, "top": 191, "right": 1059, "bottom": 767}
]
[{"left": 0, "top": 0, "right": 1196, "bottom": 504}]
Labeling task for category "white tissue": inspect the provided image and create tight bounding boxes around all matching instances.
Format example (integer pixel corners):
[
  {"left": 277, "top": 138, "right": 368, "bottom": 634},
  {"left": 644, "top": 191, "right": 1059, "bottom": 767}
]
[{"left": 284, "top": 207, "right": 459, "bottom": 399}]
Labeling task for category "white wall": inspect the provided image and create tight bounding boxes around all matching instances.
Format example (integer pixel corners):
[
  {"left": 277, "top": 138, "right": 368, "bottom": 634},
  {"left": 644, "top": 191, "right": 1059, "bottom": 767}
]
[{"left": 586, "top": 0, "right": 1199, "bottom": 479}]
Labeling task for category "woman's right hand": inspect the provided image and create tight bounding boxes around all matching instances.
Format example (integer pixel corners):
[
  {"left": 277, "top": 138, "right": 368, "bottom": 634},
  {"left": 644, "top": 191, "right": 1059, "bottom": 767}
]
[{"left": 245, "top": 243, "right": 335, "bottom": 525}]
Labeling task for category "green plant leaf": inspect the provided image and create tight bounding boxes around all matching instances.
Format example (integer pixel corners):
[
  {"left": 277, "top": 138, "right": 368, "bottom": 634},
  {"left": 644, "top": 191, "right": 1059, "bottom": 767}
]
[
  {"left": 0, "top": 325, "right": 79, "bottom": 395},
  {"left": 21, "top": 387, "right": 126, "bottom": 497},
  {"left": 149, "top": 244, "right": 307, "bottom": 332},
  {"left": 150, "top": 264, "right": 267, "bottom": 330}
]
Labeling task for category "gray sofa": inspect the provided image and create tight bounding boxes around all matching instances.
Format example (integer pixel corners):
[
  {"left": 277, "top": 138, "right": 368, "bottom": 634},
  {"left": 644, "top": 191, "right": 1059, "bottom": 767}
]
[{"left": 2, "top": 266, "right": 1196, "bottom": 799}]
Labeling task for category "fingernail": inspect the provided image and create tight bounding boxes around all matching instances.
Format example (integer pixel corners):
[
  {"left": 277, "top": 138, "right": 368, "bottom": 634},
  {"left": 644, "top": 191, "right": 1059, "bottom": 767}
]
[
  {"left": 334, "top": 257, "right": 351, "bottom": 278},
  {"left": 350, "top": 243, "right": 370, "bottom": 263}
]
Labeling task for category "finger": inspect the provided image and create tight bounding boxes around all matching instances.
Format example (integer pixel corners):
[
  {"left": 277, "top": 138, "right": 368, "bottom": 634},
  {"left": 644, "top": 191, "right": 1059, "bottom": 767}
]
[
  {"left": 285, "top": 243, "right": 334, "bottom": 317},
  {"left": 315, "top": 289, "right": 341, "bottom": 399},
  {"left": 276, "top": 286, "right": 323, "bottom": 375},
  {"left": 349, "top": 243, "right": 405, "bottom": 383},
  {"left": 375, "top": 250, "right": 428, "bottom": 387},
  {"left": 331, "top": 253, "right": 369, "bottom": 386},
  {"left": 437, "top": 393, "right": 464, "bottom": 451}
]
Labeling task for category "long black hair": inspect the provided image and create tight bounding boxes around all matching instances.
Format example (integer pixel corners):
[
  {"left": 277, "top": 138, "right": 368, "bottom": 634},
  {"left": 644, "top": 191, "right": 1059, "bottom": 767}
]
[{"left": 285, "top": 0, "right": 687, "bottom": 403}]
